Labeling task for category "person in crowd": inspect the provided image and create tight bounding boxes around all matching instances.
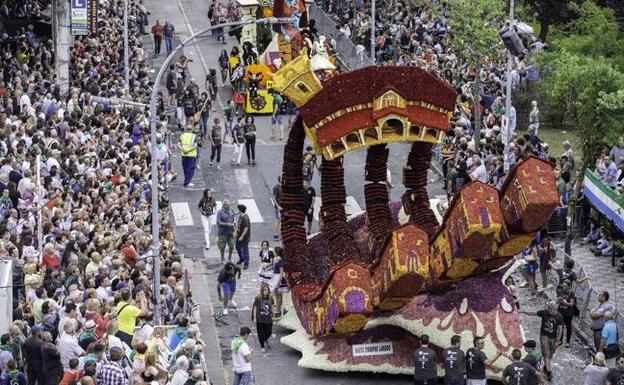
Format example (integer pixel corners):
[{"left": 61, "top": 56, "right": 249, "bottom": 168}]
[
  {"left": 584, "top": 352, "right": 609, "bottom": 385},
  {"left": 442, "top": 335, "right": 465, "bottom": 385},
  {"left": 231, "top": 117, "right": 245, "bottom": 167},
  {"left": 198, "top": 188, "right": 217, "bottom": 250},
  {"left": 522, "top": 340, "right": 542, "bottom": 385},
  {"left": 557, "top": 279, "right": 577, "bottom": 348},
  {"left": 251, "top": 283, "right": 274, "bottom": 354},
  {"left": 217, "top": 199, "right": 236, "bottom": 263},
  {"left": 0, "top": 360, "right": 27, "bottom": 385},
  {"left": 217, "top": 262, "right": 242, "bottom": 316},
  {"left": 501, "top": 349, "right": 540, "bottom": 385},
  {"left": 151, "top": 20, "right": 164, "bottom": 56},
  {"left": 413, "top": 334, "right": 437, "bottom": 385},
  {"left": 178, "top": 125, "right": 199, "bottom": 187},
  {"left": 269, "top": 246, "right": 287, "bottom": 318},
  {"left": 231, "top": 327, "right": 253, "bottom": 385},
  {"left": 302, "top": 179, "right": 316, "bottom": 235},
  {"left": 22, "top": 326, "right": 43, "bottom": 385},
  {"left": 170, "top": 356, "right": 190, "bottom": 385},
  {"left": 606, "top": 354, "right": 624, "bottom": 385},
  {"left": 466, "top": 336, "right": 502, "bottom": 385},
  {"left": 590, "top": 291, "right": 615, "bottom": 352},
  {"left": 97, "top": 347, "right": 128, "bottom": 385},
  {"left": 115, "top": 289, "right": 148, "bottom": 346},
  {"left": 243, "top": 116, "right": 257, "bottom": 166},
  {"left": 271, "top": 176, "right": 282, "bottom": 241},
  {"left": 40, "top": 332, "right": 63, "bottom": 385},
  {"left": 520, "top": 302, "right": 564, "bottom": 380},
  {"left": 164, "top": 21, "right": 175, "bottom": 54},
  {"left": 59, "top": 358, "right": 81, "bottom": 385},
  {"left": 257, "top": 240, "right": 274, "bottom": 286},
  {"left": 601, "top": 311, "right": 620, "bottom": 368},
  {"left": 58, "top": 320, "right": 84, "bottom": 370},
  {"left": 610, "top": 136, "right": 624, "bottom": 167},
  {"left": 235, "top": 204, "right": 251, "bottom": 269},
  {"left": 537, "top": 233, "right": 554, "bottom": 291},
  {"left": 209, "top": 117, "right": 225, "bottom": 169}
]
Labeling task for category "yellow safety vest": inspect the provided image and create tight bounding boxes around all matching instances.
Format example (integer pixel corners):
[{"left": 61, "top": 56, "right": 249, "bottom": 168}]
[{"left": 179, "top": 132, "right": 197, "bottom": 157}]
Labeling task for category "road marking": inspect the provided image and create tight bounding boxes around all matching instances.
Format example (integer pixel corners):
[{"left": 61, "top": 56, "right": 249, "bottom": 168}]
[
  {"left": 238, "top": 198, "right": 264, "bottom": 223},
  {"left": 313, "top": 196, "right": 362, "bottom": 222},
  {"left": 234, "top": 169, "right": 253, "bottom": 198},
  {"left": 215, "top": 200, "right": 223, "bottom": 213},
  {"left": 171, "top": 202, "right": 194, "bottom": 226},
  {"left": 345, "top": 196, "right": 363, "bottom": 217}
]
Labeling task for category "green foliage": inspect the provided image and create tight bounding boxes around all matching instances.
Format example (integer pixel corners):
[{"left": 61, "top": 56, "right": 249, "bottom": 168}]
[
  {"left": 537, "top": 50, "right": 624, "bottom": 166},
  {"left": 519, "top": 0, "right": 573, "bottom": 41},
  {"left": 447, "top": 0, "right": 506, "bottom": 65},
  {"left": 551, "top": 1, "right": 624, "bottom": 69}
]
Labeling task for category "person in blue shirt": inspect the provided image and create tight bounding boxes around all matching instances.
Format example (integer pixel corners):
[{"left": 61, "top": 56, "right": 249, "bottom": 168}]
[
  {"left": 0, "top": 360, "right": 27, "bottom": 385},
  {"left": 601, "top": 311, "right": 619, "bottom": 368}
]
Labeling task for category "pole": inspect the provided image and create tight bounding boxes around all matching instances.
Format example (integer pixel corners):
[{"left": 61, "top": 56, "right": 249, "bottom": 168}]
[
  {"left": 148, "top": 17, "right": 291, "bottom": 324},
  {"left": 124, "top": 0, "right": 130, "bottom": 95},
  {"left": 36, "top": 155, "right": 42, "bottom": 263},
  {"left": 504, "top": 0, "right": 515, "bottom": 146},
  {"left": 370, "top": 0, "right": 375, "bottom": 63},
  {"left": 53, "top": 0, "right": 70, "bottom": 95}
]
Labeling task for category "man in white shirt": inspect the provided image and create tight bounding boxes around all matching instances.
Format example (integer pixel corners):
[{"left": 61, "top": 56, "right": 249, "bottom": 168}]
[
  {"left": 231, "top": 327, "right": 253, "bottom": 385},
  {"left": 58, "top": 319, "right": 85, "bottom": 370},
  {"left": 470, "top": 158, "right": 489, "bottom": 184}
]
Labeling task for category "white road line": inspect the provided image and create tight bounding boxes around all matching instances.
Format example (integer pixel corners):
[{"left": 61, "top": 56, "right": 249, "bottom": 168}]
[
  {"left": 234, "top": 168, "right": 253, "bottom": 198},
  {"left": 314, "top": 196, "right": 363, "bottom": 222},
  {"left": 215, "top": 200, "right": 223, "bottom": 213},
  {"left": 238, "top": 198, "right": 264, "bottom": 223},
  {"left": 171, "top": 202, "right": 195, "bottom": 226},
  {"left": 345, "top": 196, "right": 363, "bottom": 217}
]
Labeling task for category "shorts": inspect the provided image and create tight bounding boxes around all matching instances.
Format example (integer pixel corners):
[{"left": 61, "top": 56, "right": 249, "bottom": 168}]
[
  {"left": 465, "top": 379, "right": 485, "bottom": 385},
  {"left": 221, "top": 280, "right": 236, "bottom": 296},
  {"left": 271, "top": 115, "right": 282, "bottom": 125},
  {"left": 218, "top": 234, "right": 235, "bottom": 251},
  {"left": 540, "top": 335, "right": 557, "bottom": 359},
  {"left": 525, "top": 260, "right": 538, "bottom": 275}
]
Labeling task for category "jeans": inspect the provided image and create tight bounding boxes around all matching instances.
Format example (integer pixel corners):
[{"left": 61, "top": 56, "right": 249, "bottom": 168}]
[
  {"left": 232, "top": 371, "right": 252, "bottom": 385},
  {"left": 181, "top": 156, "right": 197, "bottom": 186},
  {"left": 165, "top": 35, "right": 173, "bottom": 53},
  {"left": 199, "top": 115, "right": 208, "bottom": 135},
  {"left": 154, "top": 36, "right": 162, "bottom": 54},
  {"left": 211, "top": 144, "right": 222, "bottom": 164},
  {"left": 232, "top": 143, "right": 244, "bottom": 164},
  {"left": 245, "top": 136, "right": 256, "bottom": 162},
  {"left": 236, "top": 239, "right": 250, "bottom": 267}
]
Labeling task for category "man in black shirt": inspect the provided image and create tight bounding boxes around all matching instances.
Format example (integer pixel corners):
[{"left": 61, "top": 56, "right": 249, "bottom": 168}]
[
  {"left": 22, "top": 326, "right": 43, "bottom": 385},
  {"left": 606, "top": 353, "right": 624, "bottom": 385},
  {"left": 502, "top": 349, "right": 540, "bottom": 385},
  {"left": 271, "top": 176, "right": 282, "bottom": 241},
  {"left": 302, "top": 179, "right": 316, "bottom": 235},
  {"left": 235, "top": 204, "right": 251, "bottom": 269},
  {"left": 217, "top": 262, "right": 242, "bottom": 315},
  {"left": 413, "top": 334, "right": 438, "bottom": 385},
  {"left": 443, "top": 335, "right": 466, "bottom": 385},
  {"left": 466, "top": 336, "right": 502, "bottom": 385},
  {"left": 521, "top": 301, "right": 563, "bottom": 381}
]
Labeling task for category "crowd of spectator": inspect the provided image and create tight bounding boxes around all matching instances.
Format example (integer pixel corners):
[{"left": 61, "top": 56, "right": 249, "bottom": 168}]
[{"left": 0, "top": 1, "right": 211, "bottom": 384}]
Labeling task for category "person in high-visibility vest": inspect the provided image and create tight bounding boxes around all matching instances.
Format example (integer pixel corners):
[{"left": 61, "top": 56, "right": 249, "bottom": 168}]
[{"left": 178, "top": 125, "right": 198, "bottom": 187}]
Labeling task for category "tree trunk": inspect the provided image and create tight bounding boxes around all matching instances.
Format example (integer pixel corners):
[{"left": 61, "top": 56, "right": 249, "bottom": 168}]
[
  {"left": 538, "top": 18, "right": 550, "bottom": 42},
  {"left": 473, "top": 63, "right": 482, "bottom": 152}
]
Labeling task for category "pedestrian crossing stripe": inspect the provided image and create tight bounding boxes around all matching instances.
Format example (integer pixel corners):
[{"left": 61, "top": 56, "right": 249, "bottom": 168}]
[
  {"left": 171, "top": 202, "right": 194, "bottom": 226},
  {"left": 313, "top": 196, "right": 363, "bottom": 222},
  {"left": 234, "top": 168, "right": 253, "bottom": 199},
  {"left": 238, "top": 198, "right": 264, "bottom": 223}
]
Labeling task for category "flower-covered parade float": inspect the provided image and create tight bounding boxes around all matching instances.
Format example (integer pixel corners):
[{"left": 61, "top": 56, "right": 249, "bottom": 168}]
[{"left": 270, "top": 51, "right": 560, "bottom": 378}]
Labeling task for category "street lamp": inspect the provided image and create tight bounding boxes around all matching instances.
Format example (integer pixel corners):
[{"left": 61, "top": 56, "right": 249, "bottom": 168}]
[{"left": 504, "top": 0, "right": 515, "bottom": 147}]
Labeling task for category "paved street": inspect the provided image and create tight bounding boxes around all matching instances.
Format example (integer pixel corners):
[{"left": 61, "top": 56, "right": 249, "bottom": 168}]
[{"left": 146, "top": 1, "right": 605, "bottom": 385}]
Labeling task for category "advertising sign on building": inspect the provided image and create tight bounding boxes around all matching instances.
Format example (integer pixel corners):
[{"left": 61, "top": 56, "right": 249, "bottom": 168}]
[{"left": 71, "top": 0, "right": 89, "bottom": 36}]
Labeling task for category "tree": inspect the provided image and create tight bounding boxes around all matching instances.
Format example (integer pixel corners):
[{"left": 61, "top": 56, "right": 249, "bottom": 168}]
[
  {"left": 447, "top": 0, "right": 505, "bottom": 150},
  {"left": 538, "top": 50, "right": 624, "bottom": 167},
  {"left": 520, "top": 0, "right": 573, "bottom": 42}
]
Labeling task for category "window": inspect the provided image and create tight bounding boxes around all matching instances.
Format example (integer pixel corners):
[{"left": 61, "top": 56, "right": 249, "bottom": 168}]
[{"left": 296, "top": 82, "right": 310, "bottom": 93}]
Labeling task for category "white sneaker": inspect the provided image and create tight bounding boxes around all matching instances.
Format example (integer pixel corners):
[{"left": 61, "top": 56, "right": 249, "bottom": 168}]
[
  {"left": 229, "top": 300, "right": 238, "bottom": 308},
  {"left": 260, "top": 348, "right": 266, "bottom": 354},
  {"left": 187, "top": 182, "right": 195, "bottom": 187},
  {"left": 222, "top": 308, "right": 229, "bottom": 315}
]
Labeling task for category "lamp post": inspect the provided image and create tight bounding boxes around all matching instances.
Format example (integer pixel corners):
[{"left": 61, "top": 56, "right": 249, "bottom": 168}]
[
  {"left": 504, "top": 0, "right": 515, "bottom": 146},
  {"left": 370, "top": 0, "right": 375, "bottom": 63},
  {"left": 124, "top": 0, "right": 130, "bottom": 95}
]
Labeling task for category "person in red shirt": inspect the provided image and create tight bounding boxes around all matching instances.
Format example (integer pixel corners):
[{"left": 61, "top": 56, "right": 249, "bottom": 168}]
[
  {"left": 120, "top": 235, "right": 139, "bottom": 268},
  {"left": 59, "top": 358, "right": 82, "bottom": 385},
  {"left": 151, "top": 20, "right": 165, "bottom": 56},
  {"left": 40, "top": 243, "right": 60, "bottom": 270}
]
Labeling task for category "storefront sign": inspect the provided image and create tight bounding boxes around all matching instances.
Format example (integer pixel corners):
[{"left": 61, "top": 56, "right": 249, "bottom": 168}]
[
  {"left": 352, "top": 342, "right": 393, "bottom": 357},
  {"left": 71, "top": 0, "right": 89, "bottom": 36}
]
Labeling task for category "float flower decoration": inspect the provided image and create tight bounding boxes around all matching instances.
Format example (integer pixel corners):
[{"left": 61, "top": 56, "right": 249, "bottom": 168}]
[{"left": 271, "top": 54, "right": 559, "bottom": 377}]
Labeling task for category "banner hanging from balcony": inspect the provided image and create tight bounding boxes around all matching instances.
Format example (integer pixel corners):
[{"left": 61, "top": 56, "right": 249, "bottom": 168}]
[{"left": 583, "top": 169, "right": 624, "bottom": 232}]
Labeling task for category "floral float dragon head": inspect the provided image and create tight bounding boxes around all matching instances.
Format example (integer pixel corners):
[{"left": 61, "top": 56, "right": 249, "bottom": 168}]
[{"left": 273, "top": 54, "right": 560, "bottom": 377}]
